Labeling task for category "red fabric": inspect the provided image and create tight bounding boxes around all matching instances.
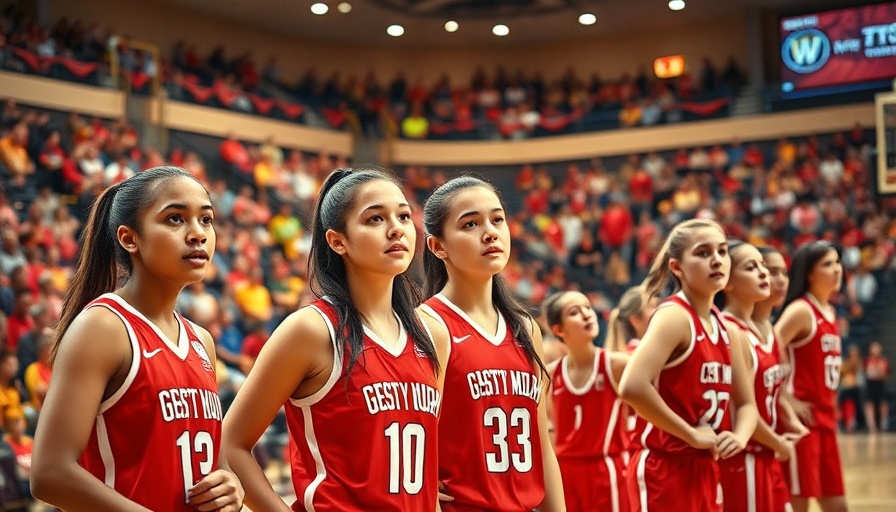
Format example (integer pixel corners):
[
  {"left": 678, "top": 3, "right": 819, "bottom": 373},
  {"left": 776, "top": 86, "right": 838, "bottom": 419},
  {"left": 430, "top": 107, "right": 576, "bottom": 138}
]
[
  {"left": 276, "top": 100, "right": 304, "bottom": 118},
  {"left": 678, "top": 97, "right": 729, "bottom": 116},
  {"left": 599, "top": 205, "right": 634, "bottom": 248},
  {"left": 129, "top": 71, "right": 151, "bottom": 91},
  {"left": 180, "top": 79, "right": 214, "bottom": 103},
  {"left": 248, "top": 94, "right": 275, "bottom": 115},
  {"left": 321, "top": 108, "right": 347, "bottom": 128}
]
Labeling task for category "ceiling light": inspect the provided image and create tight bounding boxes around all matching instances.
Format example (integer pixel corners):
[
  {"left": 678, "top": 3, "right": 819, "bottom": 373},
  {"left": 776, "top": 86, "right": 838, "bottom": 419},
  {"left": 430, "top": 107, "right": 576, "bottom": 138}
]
[
  {"left": 668, "top": 0, "right": 685, "bottom": 11},
  {"left": 578, "top": 13, "right": 596, "bottom": 25},
  {"left": 337, "top": 2, "right": 352, "bottom": 13},
  {"left": 492, "top": 24, "right": 509, "bottom": 37},
  {"left": 445, "top": 20, "right": 459, "bottom": 32},
  {"left": 310, "top": 2, "right": 329, "bottom": 15},
  {"left": 387, "top": 24, "right": 405, "bottom": 37}
]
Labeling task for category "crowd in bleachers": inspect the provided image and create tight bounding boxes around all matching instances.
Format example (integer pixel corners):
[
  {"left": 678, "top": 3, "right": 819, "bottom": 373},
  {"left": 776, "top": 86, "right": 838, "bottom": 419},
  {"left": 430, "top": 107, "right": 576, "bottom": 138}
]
[{"left": 0, "top": 7, "right": 745, "bottom": 139}]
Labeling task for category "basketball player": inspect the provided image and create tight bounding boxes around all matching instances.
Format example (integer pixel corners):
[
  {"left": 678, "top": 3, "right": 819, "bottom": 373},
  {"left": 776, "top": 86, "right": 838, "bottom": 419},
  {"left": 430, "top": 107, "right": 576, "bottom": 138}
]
[
  {"left": 753, "top": 246, "right": 809, "bottom": 512},
  {"left": 420, "top": 177, "right": 565, "bottom": 511},
  {"left": 775, "top": 241, "right": 847, "bottom": 512},
  {"left": 619, "top": 219, "right": 758, "bottom": 512},
  {"left": 223, "top": 168, "right": 449, "bottom": 511},
  {"left": 31, "top": 167, "right": 243, "bottom": 511},
  {"left": 716, "top": 241, "right": 794, "bottom": 512},
  {"left": 543, "top": 290, "right": 630, "bottom": 512}
]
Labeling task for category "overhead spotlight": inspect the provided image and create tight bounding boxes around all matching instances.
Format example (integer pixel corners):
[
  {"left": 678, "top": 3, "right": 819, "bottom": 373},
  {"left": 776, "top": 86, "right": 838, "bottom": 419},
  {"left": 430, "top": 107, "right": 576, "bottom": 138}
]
[
  {"left": 492, "top": 24, "right": 509, "bottom": 37},
  {"left": 578, "top": 13, "right": 596, "bottom": 25},
  {"left": 337, "top": 2, "right": 352, "bottom": 13},
  {"left": 668, "top": 0, "right": 685, "bottom": 11},
  {"left": 387, "top": 24, "right": 405, "bottom": 37},
  {"left": 310, "top": 2, "right": 329, "bottom": 15},
  {"left": 445, "top": 20, "right": 459, "bottom": 32}
]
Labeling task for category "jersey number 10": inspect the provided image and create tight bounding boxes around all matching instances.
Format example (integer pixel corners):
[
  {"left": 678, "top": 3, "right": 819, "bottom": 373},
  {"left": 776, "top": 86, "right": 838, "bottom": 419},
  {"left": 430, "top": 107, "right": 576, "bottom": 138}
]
[{"left": 384, "top": 422, "right": 425, "bottom": 495}]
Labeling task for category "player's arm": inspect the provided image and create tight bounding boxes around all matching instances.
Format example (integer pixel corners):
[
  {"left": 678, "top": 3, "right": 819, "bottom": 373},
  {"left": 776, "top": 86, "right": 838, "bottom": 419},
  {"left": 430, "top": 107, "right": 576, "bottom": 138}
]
[
  {"left": 418, "top": 309, "right": 450, "bottom": 394},
  {"left": 618, "top": 305, "right": 717, "bottom": 452},
  {"left": 717, "top": 324, "right": 758, "bottom": 459},
  {"left": 774, "top": 302, "right": 815, "bottom": 426},
  {"left": 30, "top": 308, "right": 152, "bottom": 512},
  {"left": 189, "top": 326, "right": 244, "bottom": 512},
  {"left": 223, "top": 307, "right": 333, "bottom": 512},
  {"left": 530, "top": 318, "right": 566, "bottom": 512},
  {"left": 607, "top": 351, "right": 630, "bottom": 392}
]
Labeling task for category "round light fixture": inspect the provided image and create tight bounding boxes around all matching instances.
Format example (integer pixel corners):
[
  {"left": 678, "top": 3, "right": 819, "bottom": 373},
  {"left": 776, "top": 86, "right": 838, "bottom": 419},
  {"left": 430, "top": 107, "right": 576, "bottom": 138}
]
[
  {"left": 492, "top": 24, "right": 509, "bottom": 37},
  {"left": 337, "top": 2, "right": 352, "bottom": 13},
  {"left": 578, "top": 13, "right": 596, "bottom": 25},
  {"left": 310, "top": 2, "right": 329, "bottom": 15},
  {"left": 668, "top": 0, "right": 685, "bottom": 11},
  {"left": 387, "top": 24, "right": 405, "bottom": 37},
  {"left": 445, "top": 20, "right": 459, "bottom": 32}
]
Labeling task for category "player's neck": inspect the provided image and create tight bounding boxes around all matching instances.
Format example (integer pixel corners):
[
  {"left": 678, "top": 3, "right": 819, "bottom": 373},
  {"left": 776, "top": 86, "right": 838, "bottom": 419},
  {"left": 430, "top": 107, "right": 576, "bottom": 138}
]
[
  {"left": 679, "top": 287, "right": 714, "bottom": 321},
  {"left": 565, "top": 341, "right": 596, "bottom": 368},
  {"left": 723, "top": 298, "right": 754, "bottom": 325},
  {"left": 752, "top": 301, "right": 774, "bottom": 323},
  {"left": 346, "top": 269, "right": 396, "bottom": 328},
  {"left": 806, "top": 289, "right": 832, "bottom": 309},
  {"left": 440, "top": 276, "right": 496, "bottom": 321},
  {"left": 116, "top": 276, "right": 180, "bottom": 330}
]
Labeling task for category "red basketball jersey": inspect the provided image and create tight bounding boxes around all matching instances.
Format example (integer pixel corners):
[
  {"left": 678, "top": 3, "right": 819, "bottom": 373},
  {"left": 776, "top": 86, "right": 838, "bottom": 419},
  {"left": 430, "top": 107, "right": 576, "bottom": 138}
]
[
  {"left": 286, "top": 299, "right": 440, "bottom": 512},
  {"left": 79, "top": 294, "right": 223, "bottom": 510},
  {"left": 631, "top": 293, "right": 732, "bottom": 456},
  {"left": 421, "top": 294, "right": 545, "bottom": 511},
  {"left": 786, "top": 295, "right": 841, "bottom": 430},
  {"left": 551, "top": 349, "right": 625, "bottom": 458}
]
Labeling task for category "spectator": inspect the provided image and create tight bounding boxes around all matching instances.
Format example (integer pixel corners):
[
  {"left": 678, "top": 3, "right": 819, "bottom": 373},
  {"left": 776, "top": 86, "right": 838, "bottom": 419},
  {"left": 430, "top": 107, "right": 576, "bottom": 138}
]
[
  {"left": 233, "top": 267, "right": 272, "bottom": 326},
  {"left": 864, "top": 341, "right": 890, "bottom": 433},
  {"left": 401, "top": 101, "right": 429, "bottom": 139},
  {"left": 0, "top": 123, "right": 33, "bottom": 178},
  {"left": 6, "top": 289, "right": 33, "bottom": 351},
  {"left": 838, "top": 345, "right": 865, "bottom": 433},
  {"left": 3, "top": 408, "right": 32, "bottom": 491},
  {"left": 14, "top": 304, "right": 49, "bottom": 382},
  {"left": 0, "top": 229, "right": 25, "bottom": 278},
  {"left": 0, "top": 351, "right": 21, "bottom": 430},
  {"left": 23, "top": 335, "right": 51, "bottom": 412}
]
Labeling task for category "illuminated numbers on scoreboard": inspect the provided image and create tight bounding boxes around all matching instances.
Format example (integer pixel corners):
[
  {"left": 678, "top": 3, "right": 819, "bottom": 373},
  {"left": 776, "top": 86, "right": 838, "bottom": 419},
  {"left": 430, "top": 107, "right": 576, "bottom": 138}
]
[
  {"left": 384, "top": 422, "right": 425, "bottom": 494},
  {"left": 176, "top": 430, "right": 214, "bottom": 502},
  {"left": 484, "top": 407, "right": 533, "bottom": 473}
]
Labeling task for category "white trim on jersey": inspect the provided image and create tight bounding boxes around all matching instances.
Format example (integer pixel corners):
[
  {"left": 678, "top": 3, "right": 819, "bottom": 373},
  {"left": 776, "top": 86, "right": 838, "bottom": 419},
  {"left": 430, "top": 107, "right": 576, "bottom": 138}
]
[
  {"left": 788, "top": 298, "right": 819, "bottom": 350},
  {"left": 662, "top": 302, "right": 696, "bottom": 370},
  {"left": 786, "top": 345, "right": 798, "bottom": 395},
  {"left": 604, "top": 349, "right": 620, "bottom": 393},
  {"left": 604, "top": 455, "right": 621, "bottom": 512},
  {"left": 362, "top": 312, "right": 408, "bottom": 358},
  {"left": 300, "top": 405, "right": 326, "bottom": 512},
  {"left": 418, "top": 305, "right": 451, "bottom": 362},
  {"left": 290, "top": 305, "right": 343, "bottom": 408},
  {"left": 636, "top": 448, "right": 650, "bottom": 511},
  {"left": 560, "top": 352, "right": 599, "bottom": 396},
  {"left": 101, "top": 293, "right": 190, "bottom": 360},
  {"left": 89, "top": 301, "right": 141, "bottom": 414},
  {"left": 432, "top": 293, "right": 507, "bottom": 346},
  {"left": 639, "top": 422, "right": 654, "bottom": 454},
  {"left": 789, "top": 446, "right": 801, "bottom": 496},
  {"left": 746, "top": 453, "right": 757, "bottom": 512},
  {"left": 603, "top": 399, "right": 622, "bottom": 457},
  {"left": 96, "top": 415, "right": 115, "bottom": 488}
]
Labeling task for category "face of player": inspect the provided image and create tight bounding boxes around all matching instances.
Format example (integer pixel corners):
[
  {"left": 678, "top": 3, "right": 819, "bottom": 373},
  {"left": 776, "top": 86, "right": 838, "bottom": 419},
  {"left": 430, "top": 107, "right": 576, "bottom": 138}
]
[
  {"left": 125, "top": 176, "right": 216, "bottom": 287},
  {"left": 761, "top": 251, "right": 789, "bottom": 307},
  {"left": 807, "top": 248, "right": 842, "bottom": 297},
  {"left": 726, "top": 244, "right": 770, "bottom": 304},
  {"left": 671, "top": 226, "right": 730, "bottom": 299},
  {"left": 553, "top": 292, "right": 599, "bottom": 344},
  {"left": 333, "top": 179, "right": 416, "bottom": 278},
  {"left": 433, "top": 186, "right": 510, "bottom": 280}
]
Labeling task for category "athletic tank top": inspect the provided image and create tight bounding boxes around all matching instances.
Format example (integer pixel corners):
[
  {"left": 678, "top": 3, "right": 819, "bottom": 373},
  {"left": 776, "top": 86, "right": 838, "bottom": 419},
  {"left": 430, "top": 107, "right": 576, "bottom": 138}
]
[
  {"left": 786, "top": 295, "right": 841, "bottom": 430},
  {"left": 79, "top": 293, "right": 222, "bottom": 510},
  {"left": 421, "top": 294, "right": 545, "bottom": 510},
  {"left": 286, "top": 298, "right": 440, "bottom": 511},
  {"left": 551, "top": 349, "right": 625, "bottom": 458},
  {"left": 631, "top": 292, "right": 732, "bottom": 457}
]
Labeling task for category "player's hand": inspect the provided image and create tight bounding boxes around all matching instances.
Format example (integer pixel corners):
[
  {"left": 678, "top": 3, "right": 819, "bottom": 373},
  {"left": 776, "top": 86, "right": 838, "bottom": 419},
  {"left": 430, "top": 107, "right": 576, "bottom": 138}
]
[
  {"left": 189, "top": 469, "right": 245, "bottom": 512},
  {"left": 791, "top": 398, "right": 814, "bottom": 427},
  {"left": 715, "top": 431, "right": 746, "bottom": 460},
  {"left": 774, "top": 436, "right": 794, "bottom": 462},
  {"left": 438, "top": 480, "right": 455, "bottom": 503},
  {"left": 688, "top": 424, "right": 719, "bottom": 458},
  {"left": 783, "top": 418, "right": 810, "bottom": 443}
]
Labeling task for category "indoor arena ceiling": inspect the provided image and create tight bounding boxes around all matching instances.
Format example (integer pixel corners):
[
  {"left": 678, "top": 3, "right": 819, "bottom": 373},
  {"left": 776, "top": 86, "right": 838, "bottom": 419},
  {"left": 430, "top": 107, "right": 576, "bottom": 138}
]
[{"left": 159, "top": 0, "right": 850, "bottom": 45}]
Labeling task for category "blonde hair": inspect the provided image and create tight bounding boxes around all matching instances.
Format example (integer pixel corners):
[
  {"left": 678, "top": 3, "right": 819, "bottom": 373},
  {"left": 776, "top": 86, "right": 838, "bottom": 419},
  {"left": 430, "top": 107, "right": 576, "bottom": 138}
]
[
  {"left": 605, "top": 285, "right": 650, "bottom": 352},
  {"left": 643, "top": 219, "right": 725, "bottom": 299}
]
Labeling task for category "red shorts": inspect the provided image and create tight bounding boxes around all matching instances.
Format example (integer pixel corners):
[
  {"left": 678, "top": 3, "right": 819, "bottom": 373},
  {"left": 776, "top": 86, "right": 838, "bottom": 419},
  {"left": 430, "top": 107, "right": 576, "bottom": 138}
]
[
  {"left": 627, "top": 449, "right": 721, "bottom": 512},
  {"left": 441, "top": 503, "right": 529, "bottom": 512},
  {"left": 770, "top": 459, "right": 792, "bottom": 512},
  {"left": 719, "top": 451, "right": 775, "bottom": 512},
  {"left": 558, "top": 454, "right": 628, "bottom": 512},
  {"left": 785, "top": 427, "right": 844, "bottom": 498}
]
